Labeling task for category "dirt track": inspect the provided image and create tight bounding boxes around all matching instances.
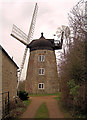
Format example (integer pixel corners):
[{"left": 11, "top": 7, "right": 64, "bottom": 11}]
[{"left": 21, "top": 96, "right": 64, "bottom": 118}]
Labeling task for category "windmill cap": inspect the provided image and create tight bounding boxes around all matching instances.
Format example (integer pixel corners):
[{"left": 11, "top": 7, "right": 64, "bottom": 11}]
[{"left": 27, "top": 33, "right": 55, "bottom": 51}]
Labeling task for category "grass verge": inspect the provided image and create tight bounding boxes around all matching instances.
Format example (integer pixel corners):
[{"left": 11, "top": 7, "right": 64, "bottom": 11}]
[
  {"left": 54, "top": 92, "right": 72, "bottom": 118},
  {"left": 54, "top": 92, "right": 62, "bottom": 100},
  {"left": 23, "top": 99, "right": 31, "bottom": 106},
  {"left": 29, "top": 93, "right": 58, "bottom": 97},
  {"left": 35, "top": 102, "right": 49, "bottom": 118}
]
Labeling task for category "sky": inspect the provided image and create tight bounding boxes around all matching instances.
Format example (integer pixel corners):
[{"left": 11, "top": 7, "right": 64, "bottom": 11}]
[{"left": 0, "top": 0, "right": 82, "bottom": 80}]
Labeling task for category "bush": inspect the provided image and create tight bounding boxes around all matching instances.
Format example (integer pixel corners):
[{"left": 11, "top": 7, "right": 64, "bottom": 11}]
[
  {"left": 67, "top": 79, "right": 80, "bottom": 101},
  {"left": 18, "top": 91, "right": 29, "bottom": 101}
]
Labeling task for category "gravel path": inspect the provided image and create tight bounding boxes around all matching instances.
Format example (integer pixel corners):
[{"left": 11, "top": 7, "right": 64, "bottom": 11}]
[{"left": 21, "top": 95, "right": 64, "bottom": 118}]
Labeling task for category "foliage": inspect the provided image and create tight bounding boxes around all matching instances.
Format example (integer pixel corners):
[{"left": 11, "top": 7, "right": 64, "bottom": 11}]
[
  {"left": 58, "top": 0, "right": 87, "bottom": 117},
  {"left": 18, "top": 91, "right": 29, "bottom": 101},
  {"left": 67, "top": 79, "right": 79, "bottom": 100},
  {"left": 9, "top": 99, "right": 31, "bottom": 119},
  {"left": 35, "top": 102, "right": 49, "bottom": 118}
]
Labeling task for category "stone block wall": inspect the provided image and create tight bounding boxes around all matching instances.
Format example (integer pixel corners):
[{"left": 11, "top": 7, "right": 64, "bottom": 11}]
[
  {"left": 26, "top": 50, "right": 58, "bottom": 94},
  {"left": 0, "top": 46, "right": 18, "bottom": 119},
  {"left": 1, "top": 50, "right": 18, "bottom": 99}
]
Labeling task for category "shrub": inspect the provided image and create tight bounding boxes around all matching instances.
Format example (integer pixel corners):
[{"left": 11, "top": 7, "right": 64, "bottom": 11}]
[
  {"left": 67, "top": 79, "right": 80, "bottom": 100},
  {"left": 18, "top": 91, "right": 29, "bottom": 101}
]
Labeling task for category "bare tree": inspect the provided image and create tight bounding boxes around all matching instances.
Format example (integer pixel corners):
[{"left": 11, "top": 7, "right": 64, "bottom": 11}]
[{"left": 59, "top": 0, "right": 87, "bottom": 116}]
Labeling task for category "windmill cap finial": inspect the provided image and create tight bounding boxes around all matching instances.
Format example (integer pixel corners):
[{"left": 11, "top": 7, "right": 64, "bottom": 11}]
[{"left": 41, "top": 32, "right": 44, "bottom": 37}]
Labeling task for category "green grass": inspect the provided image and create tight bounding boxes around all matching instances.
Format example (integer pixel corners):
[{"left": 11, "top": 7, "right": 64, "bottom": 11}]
[
  {"left": 23, "top": 99, "right": 31, "bottom": 106},
  {"left": 54, "top": 92, "right": 62, "bottom": 100},
  {"left": 29, "top": 93, "right": 58, "bottom": 97},
  {"left": 35, "top": 102, "right": 49, "bottom": 118}
]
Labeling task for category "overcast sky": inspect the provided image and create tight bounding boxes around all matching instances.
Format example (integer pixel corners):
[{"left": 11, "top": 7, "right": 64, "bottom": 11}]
[{"left": 0, "top": 0, "right": 82, "bottom": 80}]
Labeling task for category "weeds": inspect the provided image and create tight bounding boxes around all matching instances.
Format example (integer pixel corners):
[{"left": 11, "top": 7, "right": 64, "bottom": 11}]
[{"left": 9, "top": 98, "right": 31, "bottom": 119}]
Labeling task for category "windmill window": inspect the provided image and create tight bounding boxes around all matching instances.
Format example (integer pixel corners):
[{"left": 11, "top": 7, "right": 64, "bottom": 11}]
[
  {"left": 38, "top": 68, "right": 45, "bottom": 75},
  {"left": 38, "top": 83, "right": 44, "bottom": 89},
  {"left": 38, "top": 55, "right": 45, "bottom": 62}
]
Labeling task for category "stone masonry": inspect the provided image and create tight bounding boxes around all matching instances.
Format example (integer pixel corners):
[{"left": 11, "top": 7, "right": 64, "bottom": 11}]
[
  {"left": 0, "top": 46, "right": 18, "bottom": 119},
  {"left": 26, "top": 49, "right": 58, "bottom": 94},
  {"left": 0, "top": 46, "right": 18, "bottom": 99}
]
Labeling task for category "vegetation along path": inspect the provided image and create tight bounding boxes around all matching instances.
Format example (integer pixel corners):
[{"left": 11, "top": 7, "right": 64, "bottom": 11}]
[{"left": 21, "top": 95, "right": 64, "bottom": 118}]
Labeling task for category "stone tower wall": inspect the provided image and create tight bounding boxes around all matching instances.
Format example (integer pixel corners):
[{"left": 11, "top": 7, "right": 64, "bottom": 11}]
[{"left": 26, "top": 50, "right": 58, "bottom": 94}]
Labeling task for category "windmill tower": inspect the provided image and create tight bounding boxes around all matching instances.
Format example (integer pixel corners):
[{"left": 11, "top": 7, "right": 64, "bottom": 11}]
[
  {"left": 25, "top": 32, "right": 64, "bottom": 94},
  {"left": 11, "top": 3, "right": 69, "bottom": 94}
]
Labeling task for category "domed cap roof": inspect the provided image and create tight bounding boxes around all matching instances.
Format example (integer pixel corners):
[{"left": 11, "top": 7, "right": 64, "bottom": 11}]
[{"left": 28, "top": 33, "right": 55, "bottom": 51}]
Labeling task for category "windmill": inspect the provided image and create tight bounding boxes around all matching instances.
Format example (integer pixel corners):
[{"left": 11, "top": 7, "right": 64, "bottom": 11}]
[
  {"left": 56, "top": 25, "right": 70, "bottom": 52},
  {"left": 56, "top": 25, "right": 70, "bottom": 40},
  {"left": 10, "top": 3, "right": 67, "bottom": 94},
  {"left": 11, "top": 3, "right": 38, "bottom": 91},
  {"left": 55, "top": 25, "right": 70, "bottom": 63}
]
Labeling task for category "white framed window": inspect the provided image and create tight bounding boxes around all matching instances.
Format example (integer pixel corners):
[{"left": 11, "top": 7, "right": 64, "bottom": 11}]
[
  {"left": 38, "top": 68, "right": 45, "bottom": 75},
  {"left": 38, "top": 55, "right": 45, "bottom": 62},
  {"left": 38, "top": 83, "right": 44, "bottom": 89}
]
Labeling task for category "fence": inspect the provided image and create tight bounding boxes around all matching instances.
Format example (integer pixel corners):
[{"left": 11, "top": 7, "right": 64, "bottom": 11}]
[{"left": 0, "top": 91, "right": 9, "bottom": 119}]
